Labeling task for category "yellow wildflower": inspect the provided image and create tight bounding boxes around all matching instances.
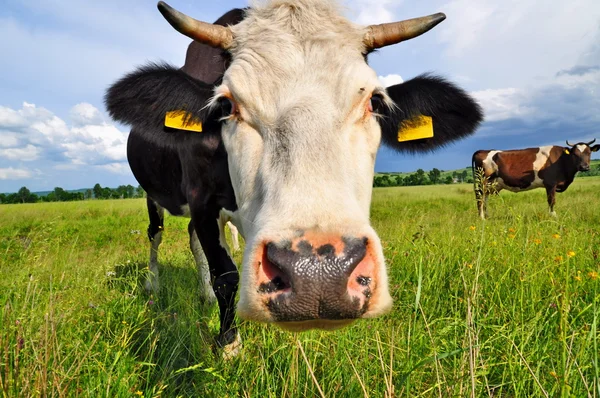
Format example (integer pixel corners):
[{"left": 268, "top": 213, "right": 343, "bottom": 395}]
[
  {"left": 508, "top": 227, "right": 516, "bottom": 233},
  {"left": 491, "top": 241, "right": 497, "bottom": 246},
  {"left": 574, "top": 272, "right": 582, "bottom": 282},
  {"left": 550, "top": 371, "right": 558, "bottom": 379},
  {"left": 533, "top": 239, "right": 541, "bottom": 245},
  {"left": 567, "top": 250, "right": 576, "bottom": 258},
  {"left": 552, "top": 234, "right": 560, "bottom": 239},
  {"left": 589, "top": 271, "right": 598, "bottom": 280},
  {"left": 134, "top": 391, "right": 143, "bottom": 396},
  {"left": 508, "top": 234, "right": 516, "bottom": 239},
  {"left": 554, "top": 256, "right": 563, "bottom": 262},
  {"left": 466, "top": 263, "right": 473, "bottom": 269},
  {"left": 469, "top": 225, "right": 476, "bottom": 231}
]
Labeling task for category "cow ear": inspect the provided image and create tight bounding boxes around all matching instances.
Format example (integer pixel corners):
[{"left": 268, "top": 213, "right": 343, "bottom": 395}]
[
  {"left": 105, "top": 63, "right": 217, "bottom": 131},
  {"left": 180, "top": 8, "right": 245, "bottom": 84},
  {"left": 377, "top": 74, "right": 483, "bottom": 153},
  {"left": 591, "top": 145, "right": 600, "bottom": 152}
]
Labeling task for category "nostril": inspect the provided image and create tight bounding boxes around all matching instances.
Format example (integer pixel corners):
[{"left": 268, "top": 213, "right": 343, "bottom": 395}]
[
  {"left": 341, "top": 237, "right": 368, "bottom": 276},
  {"left": 258, "top": 275, "right": 289, "bottom": 294},
  {"left": 258, "top": 242, "right": 293, "bottom": 294},
  {"left": 356, "top": 276, "right": 371, "bottom": 286}
]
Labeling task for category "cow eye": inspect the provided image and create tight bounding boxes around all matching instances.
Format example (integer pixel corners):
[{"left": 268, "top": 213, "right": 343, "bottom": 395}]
[
  {"left": 370, "top": 93, "right": 385, "bottom": 113},
  {"left": 219, "top": 97, "right": 237, "bottom": 117}
]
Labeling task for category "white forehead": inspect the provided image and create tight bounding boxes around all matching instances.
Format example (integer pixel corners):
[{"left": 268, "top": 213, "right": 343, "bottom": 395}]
[
  {"left": 576, "top": 144, "right": 587, "bottom": 153},
  {"left": 223, "top": 0, "right": 378, "bottom": 116}
]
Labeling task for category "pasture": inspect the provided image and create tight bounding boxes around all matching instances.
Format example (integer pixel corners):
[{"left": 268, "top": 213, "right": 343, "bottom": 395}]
[{"left": 1, "top": 178, "right": 599, "bottom": 397}]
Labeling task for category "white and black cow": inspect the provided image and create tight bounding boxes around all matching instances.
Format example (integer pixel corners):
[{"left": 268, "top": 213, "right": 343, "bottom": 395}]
[
  {"left": 105, "top": 0, "right": 483, "bottom": 355},
  {"left": 473, "top": 139, "right": 599, "bottom": 219}
]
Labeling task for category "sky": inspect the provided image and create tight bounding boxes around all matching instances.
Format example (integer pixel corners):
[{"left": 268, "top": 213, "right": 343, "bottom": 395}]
[{"left": 1, "top": 0, "right": 599, "bottom": 193}]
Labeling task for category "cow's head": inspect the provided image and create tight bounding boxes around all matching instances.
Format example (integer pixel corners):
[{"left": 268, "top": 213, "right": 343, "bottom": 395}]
[
  {"left": 157, "top": 0, "right": 483, "bottom": 330},
  {"left": 565, "top": 139, "right": 599, "bottom": 172}
]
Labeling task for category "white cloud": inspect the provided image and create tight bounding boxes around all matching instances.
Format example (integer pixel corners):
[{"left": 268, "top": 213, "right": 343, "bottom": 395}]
[
  {"left": 379, "top": 74, "right": 404, "bottom": 87},
  {"left": 0, "top": 133, "right": 20, "bottom": 148},
  {"left": 0, "top": 144, "right": 41, "bottom": 161},
  {"left": 0, "top": 167, "right": 32, "bottom": 180},
  {"left": 437, "top": 0, "right": 600, "bottom": 89},
  {"left": 99, "top": 163, "right": 131, "bottom": 175},
  {"left": 0, "top": 102, "right": 128, "bottom": 171},
  {"left": 349, "top": 0, "right": 401, "bottom": 24},
  {"left": 473, "top": 67, "right": 600, "bottom": 124},
  {"left": 471, "top": 87, "right": 532, "bottom": 122},
  {"left": 70, "top": 103, "right": 104, "bottom": 126}
]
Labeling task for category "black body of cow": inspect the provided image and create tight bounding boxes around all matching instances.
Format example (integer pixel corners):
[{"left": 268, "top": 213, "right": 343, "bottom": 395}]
[
  {"left": 107, "top": 10, "right": 245, "bottom": 349},
  {"left": 106, "top": 7, "right": 482, "bottom": 349}
]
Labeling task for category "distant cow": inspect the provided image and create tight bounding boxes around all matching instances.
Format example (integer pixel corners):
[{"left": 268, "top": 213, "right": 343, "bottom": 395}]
[
  {"left": 106, "top": 0, "right": 483, "bottom": 355},
  {"left": 472, "top": 140, "right": 599, "bottom": 219}
]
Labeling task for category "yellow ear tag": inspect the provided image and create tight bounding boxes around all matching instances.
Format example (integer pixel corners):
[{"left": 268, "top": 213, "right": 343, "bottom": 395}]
[
  {"left": 565, "top": 149, "right": 570, "bottom": 155},
  {"left": 165, "top": 111, "right": 203, "bottom": 132},
  {"left": 398, "top": 115, "right": 434, "bottom": 142}
]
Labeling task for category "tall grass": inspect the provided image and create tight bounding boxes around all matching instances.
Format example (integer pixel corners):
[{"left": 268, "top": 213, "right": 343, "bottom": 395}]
[{"left": 1, "top": 179, "right": 599, "bottom": 397}]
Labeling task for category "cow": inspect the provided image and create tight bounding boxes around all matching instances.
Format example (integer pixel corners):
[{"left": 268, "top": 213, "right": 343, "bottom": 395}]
[
  {"left": 105, "top": 0, "right": 483, "bottom": 356},
  {"left": 472, "top": 139, "right": 599, "bottom": 219}
]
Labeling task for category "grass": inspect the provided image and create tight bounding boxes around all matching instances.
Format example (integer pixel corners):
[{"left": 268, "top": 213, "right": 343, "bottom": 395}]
[{"left": 1, "top": 178, "right": 600, "bottom": 397}]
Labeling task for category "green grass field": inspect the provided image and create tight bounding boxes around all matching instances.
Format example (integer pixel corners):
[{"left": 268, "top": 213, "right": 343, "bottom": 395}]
[{"left": 1, "top": 178, "right": 599, "bottom": 397}]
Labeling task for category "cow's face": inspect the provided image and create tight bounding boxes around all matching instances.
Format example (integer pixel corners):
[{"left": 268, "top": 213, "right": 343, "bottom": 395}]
[
  {"left": 566, "top": 140, "right": 599, "bottom": 172},
  {"left": 158, "top": 0, "right": 483, "bottom": 330}
]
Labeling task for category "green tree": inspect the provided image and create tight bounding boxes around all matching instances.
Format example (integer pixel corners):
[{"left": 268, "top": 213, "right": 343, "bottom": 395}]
[
  {"left": 444, "top": 175, "right": 453, "bottom": 184},
  {"left": 93, "top": 183, "right": 103, "bottom": 199},
  {"left": 53, "top": 187, "right": 69, "bottom": 201},
  {"left": 415, "top": 169, "right": 427, "bottom": 185},
  {"left": 135, "top": 185, "right": 146, "bottom": 198},
  {"left": 116, "top": 185, "right": 128, "bottom": 198},
  {"left": 428, "top": 168, "right": 441, "bottom": 184},
  {"left": 85, "top": 189, "right": 93, "bottom": 200},
  {"left": 126, "top": 184, "right": 135, "bottom": 198},
  {"left": 17, "top": 186, "right": 37, "bottom": 203}
]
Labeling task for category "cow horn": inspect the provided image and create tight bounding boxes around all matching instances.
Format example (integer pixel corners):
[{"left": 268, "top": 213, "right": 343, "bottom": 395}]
[
  {"left": 586, "top": 138, "right": 596, "bottom": 146},
  {"left": 157, "top": 1, "right": 233, "bottom": 49},
  {"left": 566, "top": 140, "right": 574, "bottom": 147},
  {"left": 364, "top": 13, "right": 446, "bottom": 50}
]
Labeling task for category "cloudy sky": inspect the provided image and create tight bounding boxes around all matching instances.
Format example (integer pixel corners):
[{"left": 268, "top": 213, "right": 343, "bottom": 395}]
[{"left": 1, "top": 0, "right": 599, "bottom": 192}]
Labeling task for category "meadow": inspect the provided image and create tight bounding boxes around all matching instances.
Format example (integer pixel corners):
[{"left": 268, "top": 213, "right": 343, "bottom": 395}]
[{"left": 1, "top": 178, "right": 599, "bottom": 397}]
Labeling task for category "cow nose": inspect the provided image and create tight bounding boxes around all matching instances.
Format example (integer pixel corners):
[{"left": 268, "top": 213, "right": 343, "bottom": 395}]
[{"left": 257, "top": 236, "right": 375, "bottom": 322}]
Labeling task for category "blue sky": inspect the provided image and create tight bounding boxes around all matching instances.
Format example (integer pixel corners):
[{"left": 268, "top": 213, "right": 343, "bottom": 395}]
[{"left": 1, "top": 0, "right": 599, "bottom": 192}]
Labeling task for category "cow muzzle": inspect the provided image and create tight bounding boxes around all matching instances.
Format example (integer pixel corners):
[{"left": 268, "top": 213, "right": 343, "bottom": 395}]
[{"left": 237, "top": 231, "right": 392, "bottom": 330}]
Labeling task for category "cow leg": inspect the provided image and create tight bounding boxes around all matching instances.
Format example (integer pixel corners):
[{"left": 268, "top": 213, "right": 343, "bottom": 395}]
[
  {"left": 145, "top": 198, "right": 164, "bottom": 293},
  {"left": 188, "top": 221, "right": 217, "bottom": 305},
  {"left": 546, "top": 185, "right": 557, "bottom": 217},
  {"left": 227, "top": 221, "right": 240, "bottom": 252},
  {"left": 192, "top": 210, "right": 241, "bottom": 359}
]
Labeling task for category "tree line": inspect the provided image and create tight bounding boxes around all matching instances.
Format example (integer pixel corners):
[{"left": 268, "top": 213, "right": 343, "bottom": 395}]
[
  {"left": 0, "top": 184, "right": 146, "bottom": 204},
  {"left": 374, "top": 162, "right": 600, "bottom": 188},
  {"left": 374, "top": 168, "right": 473, "bottom": 187}
]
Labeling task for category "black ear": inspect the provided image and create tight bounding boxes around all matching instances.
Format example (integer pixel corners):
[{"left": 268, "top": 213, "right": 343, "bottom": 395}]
[
  {"left": 180, "top": 8, "right": 246, "bottom": 84},
  {"left": 378, "top": 74, "right": 483, "bottom": 153},
  {"left": 591, "top": 144, "right": 600, "bottom": 152},
  {"left": 104, "top": 63, "right": 215, "bottom": 131}
]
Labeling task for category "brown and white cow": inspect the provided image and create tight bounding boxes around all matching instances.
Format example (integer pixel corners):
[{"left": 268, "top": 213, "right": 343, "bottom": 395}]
[
  {"left": 473, "top": 140, "right": 599, "bottom": 219},
  {"left": 106, "top": 0, "right": 483, "bottom": 353}
]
